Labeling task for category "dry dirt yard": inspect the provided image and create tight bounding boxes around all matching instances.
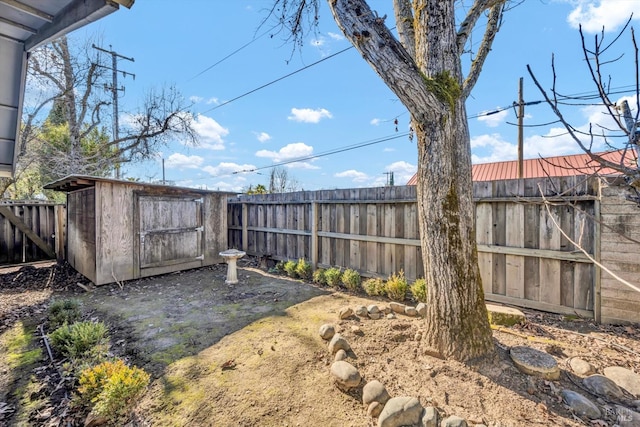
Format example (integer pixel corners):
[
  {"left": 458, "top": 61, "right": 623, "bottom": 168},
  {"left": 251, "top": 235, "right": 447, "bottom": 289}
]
[{"left": 1, "top": 259, "right": 639, "bottom": 426}]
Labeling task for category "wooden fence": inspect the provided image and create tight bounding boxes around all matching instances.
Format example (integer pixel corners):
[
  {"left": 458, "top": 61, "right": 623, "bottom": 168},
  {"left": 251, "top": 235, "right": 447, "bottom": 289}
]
[
  {"left": 228, "top": 176, "right": 600, "bottom": 320},
  {"left": 0, "top": 201, "right": 65, "bottom": 265}
]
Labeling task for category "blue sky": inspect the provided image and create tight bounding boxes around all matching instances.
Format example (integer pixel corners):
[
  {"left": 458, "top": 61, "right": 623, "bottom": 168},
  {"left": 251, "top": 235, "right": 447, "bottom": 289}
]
[{"left": 69, "top": 0, "right": 640, "bottom": 191}]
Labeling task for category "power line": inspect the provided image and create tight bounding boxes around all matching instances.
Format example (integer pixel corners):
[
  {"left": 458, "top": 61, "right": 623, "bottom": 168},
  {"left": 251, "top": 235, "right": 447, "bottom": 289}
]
[
  {"left": 200, "top": 45, "right": 354, "bottom": 114},
  {"left": 226, "top": 132, "right": 410, "bottom": 177},
  {"left": 187, "top": 28, "right": 273, "bottom": 82}
]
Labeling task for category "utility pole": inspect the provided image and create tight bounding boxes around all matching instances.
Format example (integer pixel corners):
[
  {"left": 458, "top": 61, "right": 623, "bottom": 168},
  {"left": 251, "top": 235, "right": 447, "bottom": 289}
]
[
  {"left": 517, "top": 77, "right": 524, "bottom": 179},
  {"left": 92, "top": 44, "right": 135, "bottom": 179},
  {"left": 383, "top": 171, "right": 394, "bottom": 186}
]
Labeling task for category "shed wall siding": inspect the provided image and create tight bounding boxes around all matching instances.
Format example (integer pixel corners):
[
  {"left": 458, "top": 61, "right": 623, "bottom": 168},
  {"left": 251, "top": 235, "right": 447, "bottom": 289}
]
[
  {"left": 599, "top": 183, "right": 640, "bottom": 324},
  {"left": 67, "top": 188, "right": 97, "bottom": 283},
  {"left": 95, "top": 182, "right": 135, "bottom": 285}
]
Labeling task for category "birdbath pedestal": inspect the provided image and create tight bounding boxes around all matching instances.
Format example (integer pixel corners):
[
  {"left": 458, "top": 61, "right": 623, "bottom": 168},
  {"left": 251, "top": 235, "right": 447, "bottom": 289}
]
[{"left": 219, "top": 249, "right": 246, "bottom": 284}]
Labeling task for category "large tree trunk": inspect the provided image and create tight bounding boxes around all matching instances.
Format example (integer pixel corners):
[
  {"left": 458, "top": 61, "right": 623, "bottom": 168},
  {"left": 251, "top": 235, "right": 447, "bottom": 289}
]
[{"left": 329, "top": 0, "right": 495, "bottom": 361}]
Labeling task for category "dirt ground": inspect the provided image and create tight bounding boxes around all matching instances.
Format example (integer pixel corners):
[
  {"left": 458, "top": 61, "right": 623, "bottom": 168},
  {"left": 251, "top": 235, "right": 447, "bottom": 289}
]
[{"left": 1, "top": 259, "right": 639, "bottom": 426}]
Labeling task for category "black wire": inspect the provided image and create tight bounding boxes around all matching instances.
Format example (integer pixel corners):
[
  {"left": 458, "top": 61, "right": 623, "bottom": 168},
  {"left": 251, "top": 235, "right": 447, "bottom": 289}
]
[
  {"left": 200, "top": 46, "right": 354, "bottom": 114},
  {"left": 226, "top": 132, "right": 410, "bottom": 177}
]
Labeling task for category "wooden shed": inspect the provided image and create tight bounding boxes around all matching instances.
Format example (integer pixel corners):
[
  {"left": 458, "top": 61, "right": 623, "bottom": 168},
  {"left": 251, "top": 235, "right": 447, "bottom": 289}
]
[{"left": 45, "top": 175, "right": 230, "bottom": 285}]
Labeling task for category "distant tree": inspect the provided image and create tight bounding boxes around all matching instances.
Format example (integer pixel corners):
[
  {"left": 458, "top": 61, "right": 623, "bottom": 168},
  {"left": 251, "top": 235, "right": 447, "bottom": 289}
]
[
  {"left": 1, "top": 34, "right": 197, "bottom": 198},
  {"left": 246, "top": 184, "right": 268, "bottom": 194},
  {"left": 268, "top": 166, "right": 300, "bottom": 193},
  {"left": 267, "top": 0, "right": 513, "bottom": 361}
]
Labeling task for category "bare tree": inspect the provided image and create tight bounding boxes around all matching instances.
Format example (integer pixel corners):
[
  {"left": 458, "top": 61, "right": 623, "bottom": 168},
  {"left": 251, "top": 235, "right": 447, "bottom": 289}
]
[
  {"left": 267, "top": 0, "right": 513, "bottom": 361},
  {"left": 528, "top": 17, "right": 640, "bottom": 183},
  {"left": 269, "top": 166, "right": 301, "bottom": 193},
  {"left": 1, "top": 35, "right": 197, "bottom": 197}
]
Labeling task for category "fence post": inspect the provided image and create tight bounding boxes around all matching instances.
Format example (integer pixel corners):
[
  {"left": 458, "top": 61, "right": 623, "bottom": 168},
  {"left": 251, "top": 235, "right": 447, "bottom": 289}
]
[
  {"left": 311, "top": 202, "right": 318, "bottom": 269},
  {"left": 55, "top": 205, "right": 66, "bottom": 262},
  {"left": 593, "top": 182, "right": 602, "bottom": 323},
  {"left": 242, "top": 203, "right": 248, "bottom": 252}
]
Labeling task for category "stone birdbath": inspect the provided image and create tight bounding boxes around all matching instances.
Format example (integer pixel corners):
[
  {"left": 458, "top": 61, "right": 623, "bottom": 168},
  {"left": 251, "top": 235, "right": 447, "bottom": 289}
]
[{"left": 219, "top": 249, "right": 246, "bottom": 284}]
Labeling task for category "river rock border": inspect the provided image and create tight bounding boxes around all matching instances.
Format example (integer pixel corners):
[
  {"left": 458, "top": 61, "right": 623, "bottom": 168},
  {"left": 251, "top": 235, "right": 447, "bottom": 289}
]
[{"left": 318, "top": 303, "right": 640, "bottom": 427}]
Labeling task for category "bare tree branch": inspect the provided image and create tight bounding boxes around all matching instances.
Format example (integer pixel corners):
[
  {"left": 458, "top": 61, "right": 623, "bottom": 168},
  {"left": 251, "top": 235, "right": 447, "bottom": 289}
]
[{"left": 461, "top": 2, "right": 504, "bottom": 99}]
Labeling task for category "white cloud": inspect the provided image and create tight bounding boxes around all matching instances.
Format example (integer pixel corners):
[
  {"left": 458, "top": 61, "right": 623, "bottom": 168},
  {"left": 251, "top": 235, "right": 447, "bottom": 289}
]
[
  {"left": 311, "top": 37, "right": 325, "bottom": 47},
  {"left": 191, "top": 114, "right": 229, "bottom": 150},
  {"left": 476, "top": 108, "right": 509, "bottom": 128},
  {"left": 201, "top": 162, "right": 256, "bottom": 177},
  {"left": 383, "top": 147, "right": 395, "bottom": 152},
  {"left": 288, "top": 108, "right": 332, "bottom": 123},
  {"left": 370, "top": 118, "right": 382, "bottom": 126},
  {"left": 328, "top": 32, "right": 344, "bottom": 41},
  {"left": 206, "top": 97, "right": 220, "bottom": 105},
  {"left": 385, "top": 161, "right": 417, "bottom": 184},
  {"left": 255, "top": 131, "right": 272, "bottom": 143},
  {"left": 165, "top": 153, "right": 204, "bottom": 169},
  {"left": 471, "top": 134, "right": 517, "bottom": 163},
  {"left": 287, "top": 162, "right": 320, "bottom": 170},
  {"left": 189, "top": 95, "right": 203, "bottom": 103},
  {"left": 335, "top": 169, "right": 369, "bottom": 183},
  {"left": 566, "top": 0, "right": 639, "bottom": 33},
  {"left": 255, "top": 142, "right": 314, "bottom": 162}
]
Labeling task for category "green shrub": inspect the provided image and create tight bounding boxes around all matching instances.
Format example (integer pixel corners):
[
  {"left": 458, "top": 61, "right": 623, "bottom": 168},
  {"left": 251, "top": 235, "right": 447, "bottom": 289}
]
[
  {"left": 341, "top": 269, "right": 361, "bottom": 292},
  {"left": 78, "top": 359, "right": 150, "bottom": 423},
  {"left": 362, "top": 278, "right": 386, "bottom": 296},
  {"left": 49, "top": 321, "right": 109, "bottom": 361},
  {"left": 274, "top": 260, "right": 286, "bottom": 273},
  {"left": 312, "top": 268, "right": 326, "bottom": 285},
  {"left": 47, "top": 299, "right": 82, "bottom": 330},
  {"left": 324, "top": 267, "right": 342, "bottom": 288},
  {"left": 283, "top": 260, "right": 298, "bottom": 278},
  {"left": 410, "top": 278, "right": 427, "bottom": 303},
  {"left": 386, "top": 271, "right": 408, "bottom": 301},
  {"left": 295, "top": 258, "right": 312, "bottom": 280}
]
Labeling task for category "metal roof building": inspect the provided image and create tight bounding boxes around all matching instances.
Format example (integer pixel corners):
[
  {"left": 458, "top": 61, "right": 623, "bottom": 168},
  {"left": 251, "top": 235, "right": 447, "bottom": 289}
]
[
  {"left": 0, "top": 0, "right": 134, "bottom": 178},
  {"left": 406, "top": 150, "right": 636, "bottom": 184}
]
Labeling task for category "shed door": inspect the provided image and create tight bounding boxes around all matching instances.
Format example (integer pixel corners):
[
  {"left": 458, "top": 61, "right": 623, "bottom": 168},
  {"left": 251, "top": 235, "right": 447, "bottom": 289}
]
[{"left": 137, "top": 195, "right": 204, "bottom": 273}]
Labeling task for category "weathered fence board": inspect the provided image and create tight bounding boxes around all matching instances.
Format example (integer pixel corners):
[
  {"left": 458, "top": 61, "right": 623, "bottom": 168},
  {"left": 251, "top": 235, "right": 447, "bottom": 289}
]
[
  {"left": 228, "top": 177, "right": 598, "bottom": 319},
  {"left": 0, "top": 202, "right": 65, "bottom": 265}
]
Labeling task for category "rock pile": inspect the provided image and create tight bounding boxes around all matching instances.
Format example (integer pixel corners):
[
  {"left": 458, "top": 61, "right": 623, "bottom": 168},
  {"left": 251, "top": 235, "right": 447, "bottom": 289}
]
[{"left": 316, "top": 302, "right": 640, "bottom": 426}]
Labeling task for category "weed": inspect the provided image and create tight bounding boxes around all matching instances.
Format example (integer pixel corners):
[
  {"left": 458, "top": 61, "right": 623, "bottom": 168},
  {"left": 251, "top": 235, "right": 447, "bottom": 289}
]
[
  {"left": 362, "top": 277, "right": 386, "bottom": 296},
  {"left": 386, "top": 271, "right": 408, "bottom": 301},
  {"left": 324, "top": 267, "right": 342, "bottom": 288},
  {"left": 341, "top": 269, "right": 361, "bottom": 292},
  {"left": 295, "top": 258, "right": 312, "bottom": 280},
  {"left": 49, "top": 321, "right": 109, "bottom": 361},
  {"left": 410, "top": 278, "right": 427, "bottom": 303},
  {"left": 78, "top": 359, "right": 150, "bottom": 423},
  {"left": 47, "top": 299, "right": 82, "bottom": 330}
]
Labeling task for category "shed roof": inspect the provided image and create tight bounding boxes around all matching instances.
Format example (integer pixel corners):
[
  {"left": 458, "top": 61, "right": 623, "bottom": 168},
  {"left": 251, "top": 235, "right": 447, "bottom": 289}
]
[
  {"left": 44, "top": 175, "right": 234, "bottom": 195},
  {"left": 406, "top": 150, "right": 636, "bottom": 185},
  {"left": 0, "top": 0, "right": 134, "bottom": 178}
]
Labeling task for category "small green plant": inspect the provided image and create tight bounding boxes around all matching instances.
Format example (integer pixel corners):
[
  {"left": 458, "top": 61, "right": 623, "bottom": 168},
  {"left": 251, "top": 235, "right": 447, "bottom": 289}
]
[
  {"left": 341, "top": 269, "right": 361, "bottom": 292},
  {"left": 295, "top": 258, "right": 312, "bottom": 280},
  {"left": 49, "top": 321, "right": 109, "bottom": 361},
  {"left": 386, "top": 270, "right": 408, "bottom": 301},
  {"left": 362, "top": 277, "right": 386, "bottom": 296},
  {"left": 283, "top": 260, "right": 298, "bottom": 278},
  {"left": 77, "top": 359, "right": 150, "bottom": 423},
  {"left": 312, "top": 268, "right": 326, "bottom": 285},
  {"left": 410, "top": 278, "right": 427, "bottom": 303},
  {"left": 324, "top": 267, "right": 342, "bottom": 288},
  {"left": 47, "top": 299, "right": 82, "bottom": 330},
  {"left": 274, "top": 260, "right": 286, "bottom": 273}
]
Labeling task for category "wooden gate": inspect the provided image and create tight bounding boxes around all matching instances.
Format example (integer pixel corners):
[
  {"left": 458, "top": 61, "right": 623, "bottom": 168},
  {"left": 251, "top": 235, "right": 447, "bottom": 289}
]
[
  {"left": 0, "top": 202, "right": 65, "bottom": 265},
  {"left": 134, "top": 194, "right": 204, "bottom": 278}
]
